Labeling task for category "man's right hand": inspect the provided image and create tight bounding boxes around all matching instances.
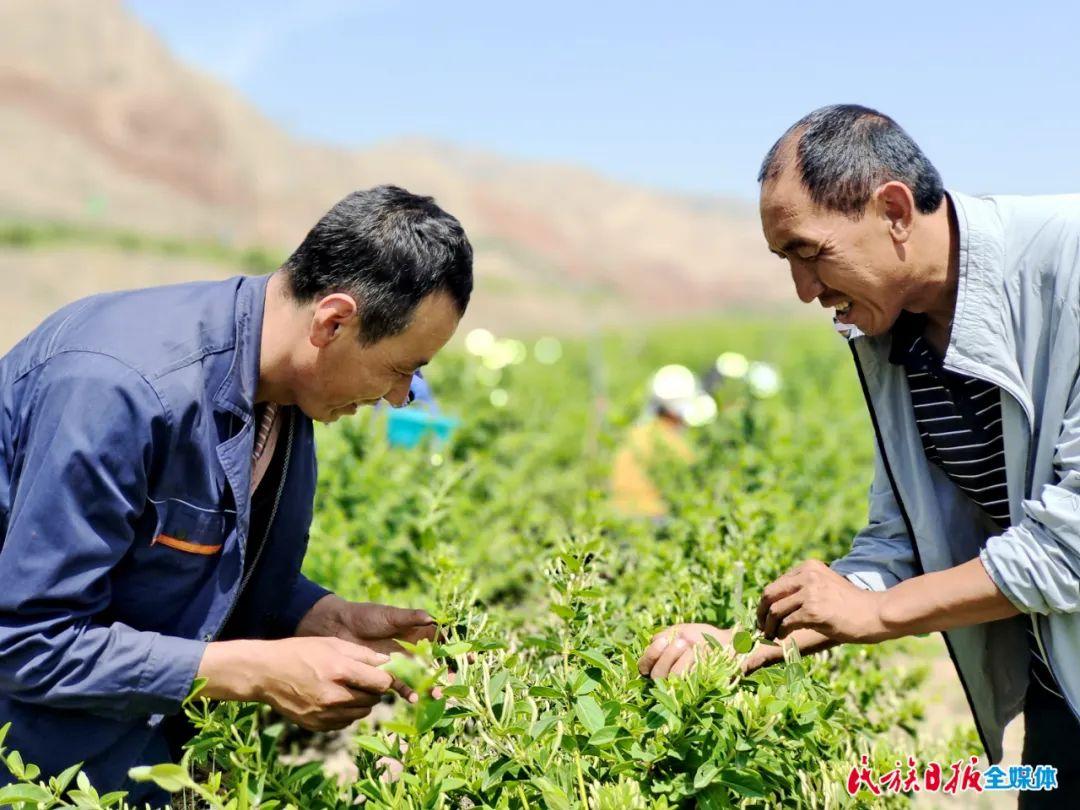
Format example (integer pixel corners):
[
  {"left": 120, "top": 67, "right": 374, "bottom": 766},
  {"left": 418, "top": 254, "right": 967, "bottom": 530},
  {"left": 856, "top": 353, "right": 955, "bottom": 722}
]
[
  {"left": 637, "top": 623, "right": 772, "bottom": 679},
  {"left": 198, "top": 637, "right": 401, "bottom": 731}
]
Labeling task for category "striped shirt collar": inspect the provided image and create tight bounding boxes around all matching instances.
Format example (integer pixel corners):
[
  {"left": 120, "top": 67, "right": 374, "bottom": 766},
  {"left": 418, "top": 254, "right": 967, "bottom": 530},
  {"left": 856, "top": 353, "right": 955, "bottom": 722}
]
[{"left": 888, "top": 310, "right": 935, "bottom": 368}]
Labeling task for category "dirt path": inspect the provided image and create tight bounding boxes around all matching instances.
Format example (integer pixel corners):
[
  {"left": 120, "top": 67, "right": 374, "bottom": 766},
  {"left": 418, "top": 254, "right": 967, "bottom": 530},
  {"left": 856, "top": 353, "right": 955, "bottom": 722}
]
[{"left": 894, "top": 634, "right": 1023, "bottom": 809}]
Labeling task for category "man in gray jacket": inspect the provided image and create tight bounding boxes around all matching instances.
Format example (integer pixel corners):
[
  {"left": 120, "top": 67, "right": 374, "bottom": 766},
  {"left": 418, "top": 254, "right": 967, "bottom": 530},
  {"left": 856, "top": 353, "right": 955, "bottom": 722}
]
[{"left": 640, "top": 105, "right": 1080, "bottom": 804}]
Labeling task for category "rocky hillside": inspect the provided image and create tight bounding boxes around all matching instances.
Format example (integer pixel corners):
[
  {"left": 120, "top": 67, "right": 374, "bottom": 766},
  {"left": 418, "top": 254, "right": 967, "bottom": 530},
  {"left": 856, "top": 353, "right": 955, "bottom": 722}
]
[{"left": 0, "top": 0, "right": 791, "bottom": 348}]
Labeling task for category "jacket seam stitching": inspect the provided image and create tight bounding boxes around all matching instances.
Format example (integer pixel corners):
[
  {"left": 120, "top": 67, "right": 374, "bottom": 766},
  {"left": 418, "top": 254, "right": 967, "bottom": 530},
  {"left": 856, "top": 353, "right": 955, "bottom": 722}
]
[{"left": 12, "top": 348, "right": 174, "bottom": 432}]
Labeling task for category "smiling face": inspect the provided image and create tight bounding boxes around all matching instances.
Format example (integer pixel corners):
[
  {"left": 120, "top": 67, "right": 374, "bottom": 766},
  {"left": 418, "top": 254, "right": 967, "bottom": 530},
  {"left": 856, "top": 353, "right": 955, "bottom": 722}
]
[
  {"left": 294, "top": 289, "right": 461, "bottom": 423},
  {"left": 759, "top": 161, "right": 911, "bottom": 336}
]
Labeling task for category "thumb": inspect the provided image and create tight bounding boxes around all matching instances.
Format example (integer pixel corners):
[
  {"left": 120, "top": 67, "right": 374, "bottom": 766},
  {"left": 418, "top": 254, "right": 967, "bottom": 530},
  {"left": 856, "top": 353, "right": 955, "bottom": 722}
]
[{"left": 370, "top": 604, "right": 434, "bottom": 636}]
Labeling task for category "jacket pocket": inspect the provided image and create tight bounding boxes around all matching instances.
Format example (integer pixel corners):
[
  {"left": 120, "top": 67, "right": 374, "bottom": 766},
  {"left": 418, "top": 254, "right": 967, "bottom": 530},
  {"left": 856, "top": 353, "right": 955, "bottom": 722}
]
[{"left": 149, "top": 499, "right": 227, "bottom": 556}]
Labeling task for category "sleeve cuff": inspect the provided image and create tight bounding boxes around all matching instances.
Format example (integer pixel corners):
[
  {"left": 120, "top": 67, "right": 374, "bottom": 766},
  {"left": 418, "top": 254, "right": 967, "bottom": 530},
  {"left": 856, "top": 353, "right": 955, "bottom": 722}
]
[
  {"left": 979, "top": 543, "right": 1035, "bottom": 615},
  {"left": 829, "top": 560, "right": 889, "bottom": 592},
  {"left": 133, "top": 634, "right": 208, "bottom": 716},
  {"left": 280, "top": 574, "right": 334, "bottom": 637}
]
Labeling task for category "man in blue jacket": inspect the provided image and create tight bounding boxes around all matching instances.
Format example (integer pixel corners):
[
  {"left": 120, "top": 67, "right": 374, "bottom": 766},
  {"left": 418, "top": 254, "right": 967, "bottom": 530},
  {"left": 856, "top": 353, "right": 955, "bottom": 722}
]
[{"left": 0, "top": 185, "right": 473, "bottom": 802}]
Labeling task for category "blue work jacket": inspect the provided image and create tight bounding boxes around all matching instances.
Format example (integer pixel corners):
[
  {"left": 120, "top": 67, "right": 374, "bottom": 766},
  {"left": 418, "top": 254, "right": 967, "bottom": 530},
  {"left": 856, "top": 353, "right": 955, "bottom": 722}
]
[{"left": 0, "top": 273, "right": 331, "bottom": 801}]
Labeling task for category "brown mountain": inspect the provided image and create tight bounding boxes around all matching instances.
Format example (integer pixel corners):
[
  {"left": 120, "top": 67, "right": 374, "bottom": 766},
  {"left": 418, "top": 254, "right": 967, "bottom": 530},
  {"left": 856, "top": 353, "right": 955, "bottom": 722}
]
[{"left": 0, "top": 0, "right": 791, "bottom": 349}]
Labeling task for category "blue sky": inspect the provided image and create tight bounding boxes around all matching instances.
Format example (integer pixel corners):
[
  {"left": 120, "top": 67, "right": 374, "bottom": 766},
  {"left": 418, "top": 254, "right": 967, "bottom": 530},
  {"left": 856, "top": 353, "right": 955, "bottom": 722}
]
[{"left": 127, "top": 0, "right": 1080, "bottom": 201}]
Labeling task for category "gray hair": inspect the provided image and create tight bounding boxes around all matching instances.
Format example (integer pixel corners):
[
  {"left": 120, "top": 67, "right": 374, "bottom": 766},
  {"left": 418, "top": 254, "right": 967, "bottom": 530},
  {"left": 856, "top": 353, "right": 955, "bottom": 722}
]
[{"left": 758, "top": 104, "right": 945, "bottom": 217}]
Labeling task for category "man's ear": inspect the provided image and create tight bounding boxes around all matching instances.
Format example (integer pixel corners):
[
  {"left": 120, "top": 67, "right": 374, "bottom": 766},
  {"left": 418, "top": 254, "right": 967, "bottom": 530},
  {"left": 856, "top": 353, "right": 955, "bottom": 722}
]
[
  {"left": 310, "top": 293, "right": 359, "bottom": 348},
  {"left": 875, "top": 181, "right": 916, "bottom": 244}
]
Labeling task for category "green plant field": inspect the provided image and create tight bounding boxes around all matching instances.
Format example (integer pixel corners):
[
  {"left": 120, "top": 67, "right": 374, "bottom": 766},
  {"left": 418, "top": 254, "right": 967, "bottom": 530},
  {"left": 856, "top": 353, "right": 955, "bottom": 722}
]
[
  {"left": 0, "top": 220, "right": 281, "bottom": 273},
  {"left": 0, "top": 320, "right": 975, "bottom": 809}
]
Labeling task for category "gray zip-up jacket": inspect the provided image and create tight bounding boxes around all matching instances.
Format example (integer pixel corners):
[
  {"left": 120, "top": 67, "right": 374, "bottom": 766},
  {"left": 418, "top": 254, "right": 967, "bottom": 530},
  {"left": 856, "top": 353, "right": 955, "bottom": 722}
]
[{"left": 830, "top": 190, "right": 1080, "bottom": 763}]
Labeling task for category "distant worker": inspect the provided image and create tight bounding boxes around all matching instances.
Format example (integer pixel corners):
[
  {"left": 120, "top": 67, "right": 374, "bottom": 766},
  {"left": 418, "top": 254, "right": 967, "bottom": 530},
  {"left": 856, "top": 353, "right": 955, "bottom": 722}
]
[{"left": 610, "top": 365, "right": 710, "bottom": 520}]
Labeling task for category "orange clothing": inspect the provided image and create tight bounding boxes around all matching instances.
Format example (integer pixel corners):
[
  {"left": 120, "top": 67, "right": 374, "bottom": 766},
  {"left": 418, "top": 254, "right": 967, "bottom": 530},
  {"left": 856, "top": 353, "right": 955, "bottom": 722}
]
[{"left": 610, "top": 418, "right": 693, "bottom": 518}]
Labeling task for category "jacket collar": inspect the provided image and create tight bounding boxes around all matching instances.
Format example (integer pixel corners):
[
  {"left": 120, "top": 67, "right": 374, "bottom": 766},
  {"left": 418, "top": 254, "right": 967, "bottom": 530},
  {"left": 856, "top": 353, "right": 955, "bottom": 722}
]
[
  {"left": 213, "top": 273, "right": 272, "bottom": 421},
  {"left": 849, "top": 191, "right": 1034, "bottom": 425},
  {"left": 942, "top": 191, "right": 1034, "bottom": 425}
]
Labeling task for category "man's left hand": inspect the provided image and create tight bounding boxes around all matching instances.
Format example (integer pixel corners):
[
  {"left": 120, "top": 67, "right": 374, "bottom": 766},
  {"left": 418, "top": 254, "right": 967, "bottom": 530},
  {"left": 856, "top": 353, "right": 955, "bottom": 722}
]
[
  {"left": 757, "top": 560, "right": 890, "bottom": 644},
  {"left": 297, "top": 594, "right": 437, "bottom": 654}
]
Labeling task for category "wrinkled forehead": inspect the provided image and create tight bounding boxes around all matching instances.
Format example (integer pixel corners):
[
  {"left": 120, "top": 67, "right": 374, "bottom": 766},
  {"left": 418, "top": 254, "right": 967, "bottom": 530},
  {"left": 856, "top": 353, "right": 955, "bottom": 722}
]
[
  {"left": 387, "top": 289, "right": 461, "bottom": 358},
  {"left": 758, "top": 168, "right": 815, "bottom": 249}
]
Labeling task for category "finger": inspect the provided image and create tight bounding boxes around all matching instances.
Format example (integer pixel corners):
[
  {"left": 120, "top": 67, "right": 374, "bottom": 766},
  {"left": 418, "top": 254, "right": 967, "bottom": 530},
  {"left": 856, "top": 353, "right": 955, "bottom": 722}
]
[
  {"left": 776, "top": 607, "right": 813, "bottom": 640},
  {"left": 371, "top": 604, "right": 437, "bottom": 636},
  {"left": 756, "top": 573, "right": 804, "bottom": 630},
  {"left": 338, "top": 642, "right": 392, "bottom": 668},
  {"left": 343, "top": 661, "right": 395, "bottom": 694},
  {"left": 762, "top": 592, "right": 803, "bottom": 640},
  {"left": 650, "top": 625, "right": 680, "bottom": 644},
  {"left": 756, "top": 571, "right": 801, "bottom": 627},
  {"left": 329, "top": 689, "right": 382, "bottom": 709},
  {"left": 298, "top": 706, "right": 373, "bottom": 732},
  {"left": 318, "top": 706, "right": 374, "bottom": 730},
  {"left": 651, "top": 637, "right": 689, "bottom": 679},
  {"left": 669, "top": 647, "right": 700, "bottom": 677},
  {"left": 638, "top": 634, "right": 672, "bottom": 676},
  {"left": 400, "top": 622, "right": 438, "bottom": 644},
  {"left": 390, "top": 677, "right": 419, "bottom": 704},
  {"left": 738, "top": 650, "right": 760, "bottom": 675}
]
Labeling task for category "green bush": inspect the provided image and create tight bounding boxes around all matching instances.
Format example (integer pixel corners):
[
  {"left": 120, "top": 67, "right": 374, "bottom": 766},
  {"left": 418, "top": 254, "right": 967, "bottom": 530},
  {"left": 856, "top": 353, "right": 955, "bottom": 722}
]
[{"left": 0, "top": 320, "right": 974, "bottom": 808}]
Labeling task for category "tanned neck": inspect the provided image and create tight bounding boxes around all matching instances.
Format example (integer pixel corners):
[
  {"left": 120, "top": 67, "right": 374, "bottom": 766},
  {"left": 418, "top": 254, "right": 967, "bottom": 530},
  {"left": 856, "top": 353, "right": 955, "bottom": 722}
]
[
  {"left": 255, "top": 271, "right": 298, "bottom": 406},
  {"left": 908, "top": 197, "right": 961, "bottom": 355}
]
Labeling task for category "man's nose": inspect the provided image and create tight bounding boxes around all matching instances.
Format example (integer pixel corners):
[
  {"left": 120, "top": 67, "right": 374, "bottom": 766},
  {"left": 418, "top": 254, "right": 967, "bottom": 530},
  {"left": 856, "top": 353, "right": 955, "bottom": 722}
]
[
  {"left": 790, "top": 263, "right": 825, "bottom": 304},
  {"left": 385, "top": 377, "right": 413, "bottom": 408}
]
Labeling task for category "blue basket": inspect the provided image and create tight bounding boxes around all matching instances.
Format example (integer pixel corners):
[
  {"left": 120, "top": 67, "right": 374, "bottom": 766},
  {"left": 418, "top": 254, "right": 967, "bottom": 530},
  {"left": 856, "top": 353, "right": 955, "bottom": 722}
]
[{"left": 386, "top": 408, "right": 459, "bottom": 449}]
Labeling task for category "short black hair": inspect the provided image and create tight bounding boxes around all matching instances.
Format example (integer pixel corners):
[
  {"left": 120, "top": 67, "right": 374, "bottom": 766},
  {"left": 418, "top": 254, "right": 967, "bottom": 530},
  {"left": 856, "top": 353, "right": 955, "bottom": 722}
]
[
  {"left": 757, "top": 104, "right": 945, "bottom": 218},
  {"left": 283, "top": 185, "right": 473, "bottom": 344}
]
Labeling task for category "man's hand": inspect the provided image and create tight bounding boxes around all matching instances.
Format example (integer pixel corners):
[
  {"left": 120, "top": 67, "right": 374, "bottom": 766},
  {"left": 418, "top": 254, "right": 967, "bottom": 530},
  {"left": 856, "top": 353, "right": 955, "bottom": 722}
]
[
  {"left": 637, "top": 623, "right": 773, "bottom": 679},
  {"left": 297, "top": 594, "right": 437, "bottom": 655},
  {"left": 198, "top": 637, "right": 403, "bottom": 732},
  {"left": 757, "top": 560, "right": 889, "bottom": 643}
]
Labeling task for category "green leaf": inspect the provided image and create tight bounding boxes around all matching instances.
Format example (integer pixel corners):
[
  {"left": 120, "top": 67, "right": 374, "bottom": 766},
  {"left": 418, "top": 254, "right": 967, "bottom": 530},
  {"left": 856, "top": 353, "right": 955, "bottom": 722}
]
[
  {"left": 436, "top": 640, "right": 472, "bottom": 657},
  {"left": 5, "top": 750, "right": 23, "bottom": 778},
  {"left": 572, "top": 672, "right": 599, "bottom": 696},
  {"left": 52, "top": 761, "right": 84, "bottom": 795},
  {"left": 381, "top": 654, "right": 429, "bottom": 691},
  {"left": 0, "top": 783, "right": 53, "bottom": 804},
  {"left": 587, "top": 725, "right": 620, "bottom": 747},
  {"left": 416, "top": 697, "right": 446, "bottom": 734},
  {"left": 533, "top": 778, "right": 572, "bottom": 810},
  {"left": 127, "top": 762, "right": 195, "bottom": 793},
  {"left": 694, "top": 762, "right": 721, "bottom": 790},
  {"left": 184, "top": 677, "right": 209, "bottom": 704},
  {"left": 355, "top": 736, "right": 394, "bottom": 758},
  {"left": 528, "top": 686, "right": 564, "bottom": 700},
  {"left": 574, "top": 695, "right": 605, "bottom": 734},
  {"left": 732, "top": 630, "right": 753, "bottom": 654},
  {"left": 381, "top": 720, "right": 417, "bottom": 737},
  {"left": 487, "top": 670, "right": 509, "bottom": 705},
  {"left": 651, "top": 687, "right": 680, "bottom": 718},
  {"left": 720, "top": 767, "right": 767, "bottom": 798},
  {"left": 471, "top": 639, "right": 507, "bottom": 652},
  {"left": 550, "top": 604, "right": 576, "bottom": 620},
  {"left": 575, "top": 648, "right": 611, "bottom": 670}
]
